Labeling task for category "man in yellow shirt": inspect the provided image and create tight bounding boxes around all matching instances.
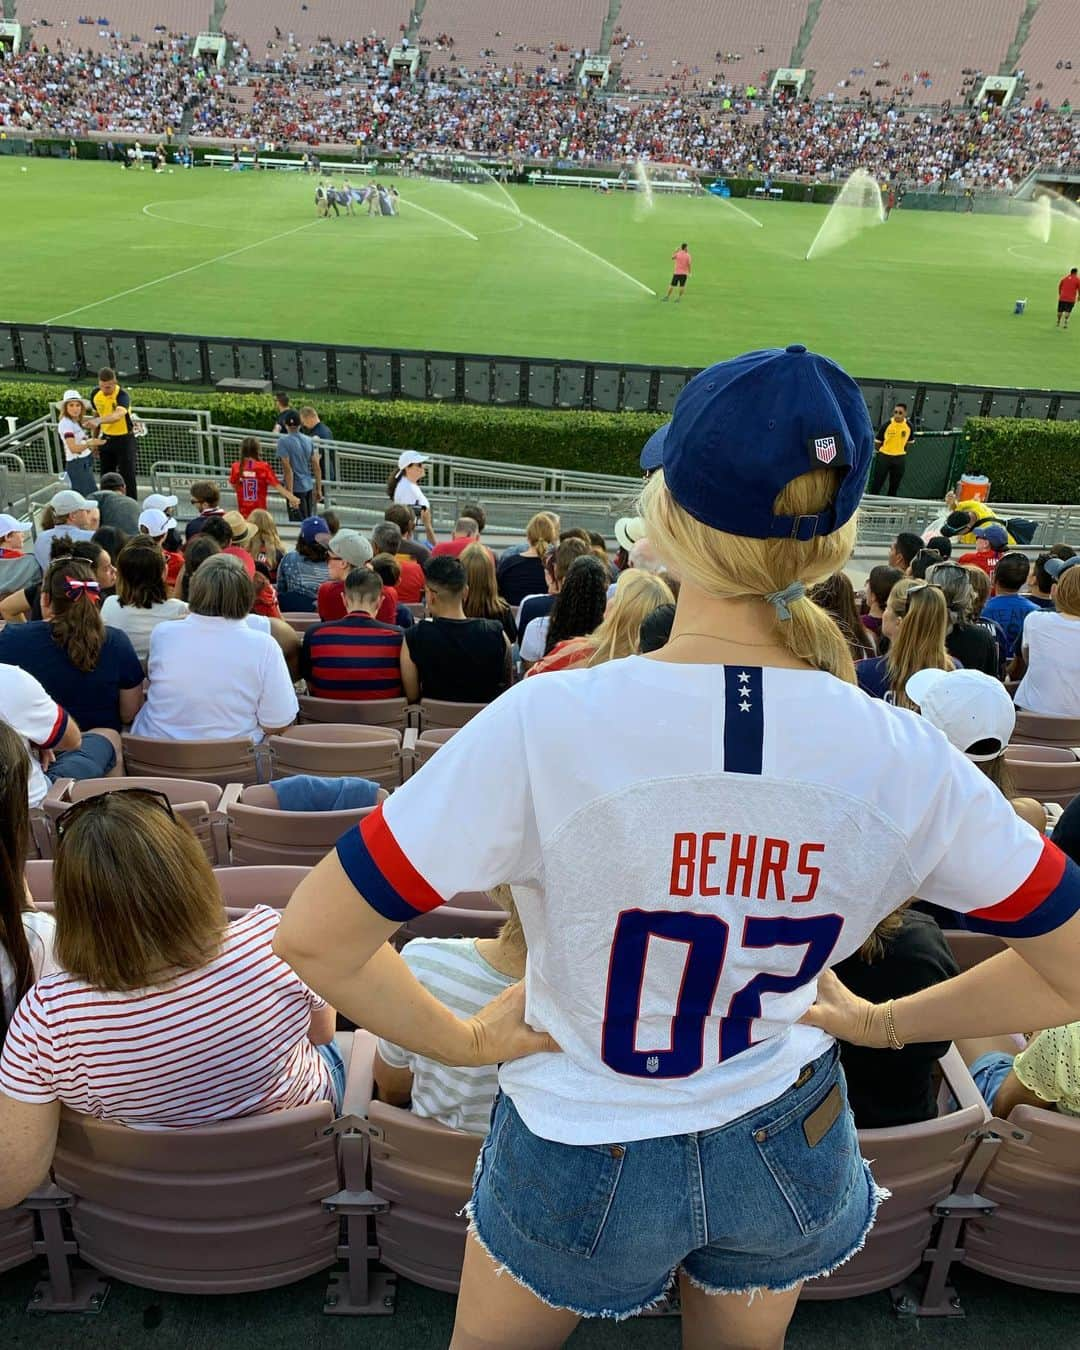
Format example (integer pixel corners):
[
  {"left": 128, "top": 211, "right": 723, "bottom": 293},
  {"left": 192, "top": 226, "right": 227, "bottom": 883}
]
[
  {"left": 869, "top": 402, "right": 911, "bottom": 497},
  {"left": 87, "top": 367, "right": 136, "bottom": 499}
]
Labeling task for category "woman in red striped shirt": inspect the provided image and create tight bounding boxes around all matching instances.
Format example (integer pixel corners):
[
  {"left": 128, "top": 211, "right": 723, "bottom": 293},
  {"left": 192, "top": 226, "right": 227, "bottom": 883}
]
[{"left": 0, "top": 791, "right": 343, "bottom": 1208}]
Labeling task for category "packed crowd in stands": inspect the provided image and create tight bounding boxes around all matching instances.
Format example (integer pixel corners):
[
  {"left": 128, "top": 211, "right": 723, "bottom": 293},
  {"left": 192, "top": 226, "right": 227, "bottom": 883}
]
[
  {"left": 1, "top": 346, "right": 1080, "bottom": 1339},
  {"left": 1, "top": 27, "right": 1078, "bottom": 182}
]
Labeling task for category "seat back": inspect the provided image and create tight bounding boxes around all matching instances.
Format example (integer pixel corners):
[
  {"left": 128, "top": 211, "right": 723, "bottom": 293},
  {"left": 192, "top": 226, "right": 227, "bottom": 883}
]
[
  {"left": 1004, "top": 744, "right": 1078, "bottom": 764},
  {"left": 52, "top": 1103, "right": 340, "bottom": 1294},
  {"left": 402, "top": 891, "right": 505, "bottom": 943},
  {"left": 0, "top": 1207, "right": 34, "bottom": 1275},
  {"left": 43, "top": 777, "right": 225, "bottom": 864},
  {"left": 281, "top": 612, "right": 322, "bottom": 634},
  {"left": 24, "top": 858, "right": 54, "bottom": 908},
  {"left": 999, "top": 757, "right": 1080, "bottom": 808},
  {"left": 267, "top": 725, "right": 403, "bottom": 789},
  {"left": 365, "top": 1100, "right": 482, "bottom": 1293},
  {"left": 227, "top": 785, "right": 377, "bottom": 867},
  {"left": 121, "top": 735, "right": 263, "bottom": 787},
  {"left": 411, "top": 727, "right": 457, "bottom": 774},
  {"left": 298, "top": 694, "right": 409, "bottom": 731},
  {"left": 213, "top": 865, "right": 310, "bottom": 911},
  {"left": 943, "top": 930, "right": 1007, "bottom": 974},
  {"left": 964, "top": 1105, "right": 1080, "bottom": 1292},
  {"left": 803, "top": 1066, "right": 988, "bottom": 1301},
  {"left": 417, "top": 700, "right": 486, "bottom": 733},
  {"left": 1011, "top": 711, "right": 1080, "bottom": 750}
]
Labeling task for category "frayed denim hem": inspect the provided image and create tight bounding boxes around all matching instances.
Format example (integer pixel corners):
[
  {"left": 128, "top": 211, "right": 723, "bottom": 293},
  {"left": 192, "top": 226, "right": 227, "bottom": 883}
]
[
  {"left": 681, "top": 1170, "right": 891, "bottom": 1300},
  {"left": 462, "top": 1201, "right": 678, "bottom": 1322}
]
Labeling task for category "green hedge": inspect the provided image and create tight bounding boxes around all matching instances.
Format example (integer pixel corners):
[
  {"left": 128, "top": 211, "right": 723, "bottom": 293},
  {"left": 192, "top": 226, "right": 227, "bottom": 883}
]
[
  {"left": 0, "top": 381, "right": 662, "bottom": 477},
  {"left": 963, "top": 417, "right": 1080, "bottom": 505}
]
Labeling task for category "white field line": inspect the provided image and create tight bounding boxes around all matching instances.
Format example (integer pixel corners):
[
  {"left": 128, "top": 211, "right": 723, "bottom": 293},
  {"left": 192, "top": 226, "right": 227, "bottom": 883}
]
[
  {"left": 41, "top": 219, "right": 322, "bottom": 323},
  {"left": 397, "top": 196, "right": 478, "bottom": 240},
  {"left": 449, "top": 186, "right": 655, "bottom": 295},
  {"left": 141, "top": 200, "right": 268, "bottom": 233}
]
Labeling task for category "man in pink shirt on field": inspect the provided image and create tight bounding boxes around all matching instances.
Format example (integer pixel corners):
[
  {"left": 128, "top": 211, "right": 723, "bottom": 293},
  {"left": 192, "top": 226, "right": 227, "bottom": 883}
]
[{"left": 663, "top": 243, "right": 692, "bottom": 303}]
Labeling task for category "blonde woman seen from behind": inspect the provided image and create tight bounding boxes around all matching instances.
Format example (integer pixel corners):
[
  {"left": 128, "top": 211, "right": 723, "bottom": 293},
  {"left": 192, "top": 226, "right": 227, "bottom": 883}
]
[
  {"left": 586, "top": 568, "right": 674, "bottom": 666},
  {"left": 856, "top": 579, "right": 953, "bottom": 707},
  {"left": 274, "top": 347, "right": 1080, "bottom": 1350}
]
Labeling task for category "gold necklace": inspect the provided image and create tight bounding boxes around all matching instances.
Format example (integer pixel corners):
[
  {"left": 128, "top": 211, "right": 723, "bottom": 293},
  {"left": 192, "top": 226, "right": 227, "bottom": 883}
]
[{"left": 666, "top": 632, "right": 779, "bottom": 649}]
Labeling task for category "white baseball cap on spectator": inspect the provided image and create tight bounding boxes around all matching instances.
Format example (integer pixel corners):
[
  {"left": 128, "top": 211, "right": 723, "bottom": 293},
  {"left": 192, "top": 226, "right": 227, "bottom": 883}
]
[
  {"left": 144, "top": 493, "right": 179, "bottom": 513},
  {"left": 905, "top": 668, "right": 1016, "bottom": 762},
  {"left": 138, "top": 508, "right": 172, "bottom": 539},
  {"left": 50, "top": 489, "right": 96, "bottom": 514},
  {"left": 61, "top": 389, "right": 86, "bottom": 409},
  {"left": 0, "top": 512, "right": 33, "bottom": 536},
  {"left": 397, "top": 450, "right": 429, "bottom": 470}
]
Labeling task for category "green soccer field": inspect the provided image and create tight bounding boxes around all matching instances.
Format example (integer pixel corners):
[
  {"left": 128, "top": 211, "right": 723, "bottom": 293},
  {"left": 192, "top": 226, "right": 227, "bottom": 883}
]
[{"left": 3, "top": 158, "right": 1079, "bottom": 389}]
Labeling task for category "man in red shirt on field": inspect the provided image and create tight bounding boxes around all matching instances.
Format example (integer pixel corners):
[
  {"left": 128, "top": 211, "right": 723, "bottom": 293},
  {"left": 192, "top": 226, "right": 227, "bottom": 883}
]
[
  {"left": 1057, "top": 268, "right": 1080, "bottom": 329},
  {"left": 663, "top": 243, "right": 692, "bottom": 303}
]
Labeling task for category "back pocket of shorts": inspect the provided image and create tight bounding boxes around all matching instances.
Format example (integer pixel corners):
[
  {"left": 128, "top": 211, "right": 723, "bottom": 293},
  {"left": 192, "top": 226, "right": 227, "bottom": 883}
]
[
  {"left": 751, "top": 1082, "right": 860, "bottom": 1237},
  {"left": 488, "top": 1105, "right": 625, "bottom": 1258}
]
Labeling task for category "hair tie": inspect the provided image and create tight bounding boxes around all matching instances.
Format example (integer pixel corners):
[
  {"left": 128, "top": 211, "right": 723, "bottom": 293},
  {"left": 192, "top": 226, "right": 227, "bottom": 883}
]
[
  {"left": 62, "top": 578, "right": 101, "bottom": 603},
  {"left": 764, "top": 580, "right": 806, "bottom": 621}
]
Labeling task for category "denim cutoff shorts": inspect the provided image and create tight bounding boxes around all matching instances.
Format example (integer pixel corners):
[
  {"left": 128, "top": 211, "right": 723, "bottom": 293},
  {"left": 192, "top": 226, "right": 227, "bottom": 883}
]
[{"left": 468, "top": 1045, "right": 881, "bottom": 1319}]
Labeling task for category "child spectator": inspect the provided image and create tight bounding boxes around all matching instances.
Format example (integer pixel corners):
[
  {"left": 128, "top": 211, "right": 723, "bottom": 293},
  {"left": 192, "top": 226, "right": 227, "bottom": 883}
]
[
  {"left": 860, "top": 564, "right": 902, "bottom": 648},
  {"left": 982, "top": 552, "right": 1038, "bottom": 660},
  {"left": 228, "top": 436, "right": 299, "bottom": 519},
  {"left": 958, "top": 523, "right": 1008, "bottom": 578}
]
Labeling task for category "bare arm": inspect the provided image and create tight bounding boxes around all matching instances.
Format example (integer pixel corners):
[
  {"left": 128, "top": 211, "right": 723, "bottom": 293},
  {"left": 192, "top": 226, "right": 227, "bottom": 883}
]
[
  {"left": 53, "top": 716, "right": 82, "bottom": 754},
  {"left": 271, "top": 483, "right": 300, "bottom": 508},
  {"left": 803, "top": 912, "right": 1080, "bottom": 1048},
  {"left": 990, "top": 1068, "right": 1046, "bottom": 1118},
  {"left": 307, "top": 1002, "right": 336, "bottom": 1046},
  {"left": 0, "top": 590, "right": 30, "bottom": 622},
  {"left": 419, "top": 506, "right": 436, "bottom": 547},
  {"left": 400, "top": 640, "right": 421, "bottom": 702},
  {"left": 311, "top": 450, "right": 323, "bottom": 503},
  {"left": 0, "top": 1096, "right": 60, "bottom": 1209},
  {"left": 273, "top": 851, "right": 556, "bottom": 1067},
  {"left": 373, "top": 1050, "right": 414, "bottom": 1106},
  {"left": 118, "top": 684, "right": 145, "bottom": 724},
  {"left": 281, "top": 460, "right": 295, "bottom": 495}
]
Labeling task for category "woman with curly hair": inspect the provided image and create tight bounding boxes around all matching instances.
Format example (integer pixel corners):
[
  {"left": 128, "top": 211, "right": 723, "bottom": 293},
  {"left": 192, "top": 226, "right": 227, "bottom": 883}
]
[{"left": 525, "top": 555, "right": 610, "bottom": 677}]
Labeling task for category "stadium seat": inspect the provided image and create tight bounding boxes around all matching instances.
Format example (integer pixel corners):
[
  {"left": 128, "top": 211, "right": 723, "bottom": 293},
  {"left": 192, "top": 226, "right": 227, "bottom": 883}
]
[
  {"left": 0, "top": 1207, "right": 34, "bottom": 1276},
  {"left": 224, "top": 784, "right": 380, "bottom": 867},
  {"left": 266, "top": 725, "right": 404, "bottom": 789},
  {"left": 999, "top": 755, "right": 1080, "bottom": 808},
  {"left": 401, "top": 891, "right": 504, "bottom": 944},
  {"left": 942, "top": 930, "right": 1007, "bottom": 973},
  {"left": 1004, "top": 745, "right": 1078, "bottom": 763},
  {"left": 213, "top": 864, "right": 309, "bottom": 913},
  {"left": 414, "top": 700, "right": 486, "bottom": 733},
  {"left": 39, "top": 776, "right": 230, "bottom": 864},
  {"left": 401, "top": 726, "right": 457, "bottom": 778},
  {"left": 282, "top": 612, "right": 322, "bottom": 634},
  {"left": 298, "top": 693, "right": 410, "bottom": 732},
  {"left": 963, "top": 1105, "right": 1080, "bottom": 1293},
  {"left": 121, "top": 734, "right": 268, "bottom": 787},
  {"left": 800, "top": 1048, "right": 992, "bottom": 1310},
  {"left": 1010, "top": 711, "right": 1080, "bottom": 751}
]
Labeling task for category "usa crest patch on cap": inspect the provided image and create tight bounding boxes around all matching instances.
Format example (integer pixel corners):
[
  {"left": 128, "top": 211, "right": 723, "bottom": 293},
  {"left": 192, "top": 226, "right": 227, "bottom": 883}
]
[{"left": 813, "top": 436, "right": 837, "bottom": 465}]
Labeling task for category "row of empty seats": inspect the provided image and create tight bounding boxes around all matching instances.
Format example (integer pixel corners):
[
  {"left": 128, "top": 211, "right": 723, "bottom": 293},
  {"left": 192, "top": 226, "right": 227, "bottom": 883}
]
[
  {"left": 417, "top": 0, "right": 604, "bottom": 72},
  {"left": 1017, "top": 0, "right": 1080, "bottom": 107}
]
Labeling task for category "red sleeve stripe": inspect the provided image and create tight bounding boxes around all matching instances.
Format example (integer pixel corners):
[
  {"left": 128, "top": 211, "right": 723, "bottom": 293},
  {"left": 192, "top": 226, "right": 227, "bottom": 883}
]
[
  {"left": 968, "top": 837, "right": 1066, "bottom": 925},
  {"left": 41, "top": 706, "right": 69, "bottom": 751},
  {"left": 335, "top": 805, "right": 445, "bottom": 922}
]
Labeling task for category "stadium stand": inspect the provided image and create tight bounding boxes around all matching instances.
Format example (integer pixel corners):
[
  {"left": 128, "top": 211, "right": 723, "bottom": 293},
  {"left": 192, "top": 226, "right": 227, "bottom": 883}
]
[
  {"left": 221, "top": 0, "right": 405, "bottom": 63},
  {"left": 1019, "top": 0, "right": 1080, "bottom": 109},
  {"left": 801, "top": 0, "right": 1025, "bottom": 105},
  {"left": 417, "top": 0, "right": 604, "bottom": 79},
  {"left": 610, "top": 0, "right": 801, "bottom": 92}
]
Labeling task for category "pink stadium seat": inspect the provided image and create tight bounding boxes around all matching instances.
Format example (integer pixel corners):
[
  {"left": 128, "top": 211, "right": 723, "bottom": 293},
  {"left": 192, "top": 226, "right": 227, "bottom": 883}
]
[
  {"left": 282, "top": 612, "right": 322, "bottom": 634},
  {"left": 415, "top": 700, "right": 485, "bottom": 733},
  {"left": 298, "top": 693, "right": 410, "bottom": 732},
  {"left": 0, "top": 1207, "right": 34, "bottom": 1275},
  {"left": 1018, "top": 0, "right": 1080, "bottom": 108},
  {"left": 1010, "top": 711, "right": 1080, "bottom": 751},
  {"left": 1000, "top": 756, "right": 1080, "bottom": 808},
  {"left": 963, "top": 1104, "right": 1080, "bottom": 1292},
  {"left": 39, "top": 776, "right": 229, "bottom": 864},
  {"left": 401, "top": 726, "right": 457, "bottom": 778},
  {"left": 1004, "top": 745, "right": 1078, "bottom": 764},
  {"left": 121, "top": 734, "right": 267, "bottom": 787},
  {"left": 419, "top": 0, "right": 604, "bottom": 79},
  {"left": 212, "top": 864, "right": 309, "bottom": 912},
  {"left": 267, "top": 725, "right": 404, "bottom": 789},
  {"left": 224, "top": 784, "right": 379, "bottom": 867}
]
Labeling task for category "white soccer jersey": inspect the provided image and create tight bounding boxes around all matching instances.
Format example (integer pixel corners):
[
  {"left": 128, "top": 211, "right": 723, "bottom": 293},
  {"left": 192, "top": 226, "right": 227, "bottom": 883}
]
[{"left": 337, "top": 658, "right": 1080, "bottom": 1145}]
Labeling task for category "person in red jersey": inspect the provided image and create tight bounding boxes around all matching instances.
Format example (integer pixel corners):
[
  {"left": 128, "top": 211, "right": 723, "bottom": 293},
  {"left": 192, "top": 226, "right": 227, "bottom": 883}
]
[
  {"left": 1057, "top": 268, "right": 1080, "bottom": 329},
  {"left": 229, "top": 437, "right": 299, "bottom": 518}
]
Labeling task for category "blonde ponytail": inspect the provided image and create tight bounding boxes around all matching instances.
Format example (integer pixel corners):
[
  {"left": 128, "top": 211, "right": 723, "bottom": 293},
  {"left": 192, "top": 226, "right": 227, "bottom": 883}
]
[
  {"left": 639, "top": 469, "right": 858, "bottom": 683},
  {"left": 885, "top": 580, "right": 953, "bottom": 709}
]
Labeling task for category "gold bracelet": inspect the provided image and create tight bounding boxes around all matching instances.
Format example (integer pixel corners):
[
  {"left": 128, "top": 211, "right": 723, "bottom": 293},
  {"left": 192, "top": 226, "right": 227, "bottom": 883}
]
[{"left": 882, "top": 1001, "right": 905, "bottom": 1050}]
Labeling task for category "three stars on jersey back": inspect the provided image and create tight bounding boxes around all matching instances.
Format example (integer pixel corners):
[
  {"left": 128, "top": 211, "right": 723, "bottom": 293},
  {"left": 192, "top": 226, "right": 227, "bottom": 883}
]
[{"left": 737, "top": 670, "right": 752, "bottom": 713}]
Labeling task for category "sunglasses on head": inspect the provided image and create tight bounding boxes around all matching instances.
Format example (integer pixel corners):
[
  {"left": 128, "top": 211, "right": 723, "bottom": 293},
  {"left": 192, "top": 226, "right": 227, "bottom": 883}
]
[{"left": 54, "top": 788, "right": 176, "bottom": 842}]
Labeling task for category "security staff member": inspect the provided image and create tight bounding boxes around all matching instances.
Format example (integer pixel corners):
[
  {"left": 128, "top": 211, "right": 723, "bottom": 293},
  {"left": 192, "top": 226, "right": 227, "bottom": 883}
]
[
  {"left": 869, "top": 402, "right": 912, "bottom": 497},
  {"left": 88, "top": 367, "right": 137, "bottom": 499}
]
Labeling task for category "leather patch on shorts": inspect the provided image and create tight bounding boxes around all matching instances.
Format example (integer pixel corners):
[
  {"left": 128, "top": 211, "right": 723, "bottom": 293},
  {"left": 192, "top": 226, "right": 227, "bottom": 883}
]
[{"left": 803, "top": 1084, "right": 842, "bottom": 1148}]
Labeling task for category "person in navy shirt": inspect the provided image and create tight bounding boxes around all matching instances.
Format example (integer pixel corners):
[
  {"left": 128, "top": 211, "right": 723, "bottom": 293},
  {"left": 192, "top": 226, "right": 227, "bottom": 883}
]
[
  {"left": 983, "top": 553, "right": 1039, "bottom": 659},
  {"left": 0, "top": 559, "right": 144, "bottom": 733},
  {"left": 301, "top": 569, "right": 404, "bottom": 701}
]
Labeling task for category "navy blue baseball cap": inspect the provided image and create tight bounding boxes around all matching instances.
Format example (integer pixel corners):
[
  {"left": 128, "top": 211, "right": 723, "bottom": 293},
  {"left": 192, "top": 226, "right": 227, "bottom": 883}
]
[
  {"left": 640, "top": 422, "right": 669, "bottom": 472},
  {"left": 661, "top": 345, "right": 874, "bottom": 541}
]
